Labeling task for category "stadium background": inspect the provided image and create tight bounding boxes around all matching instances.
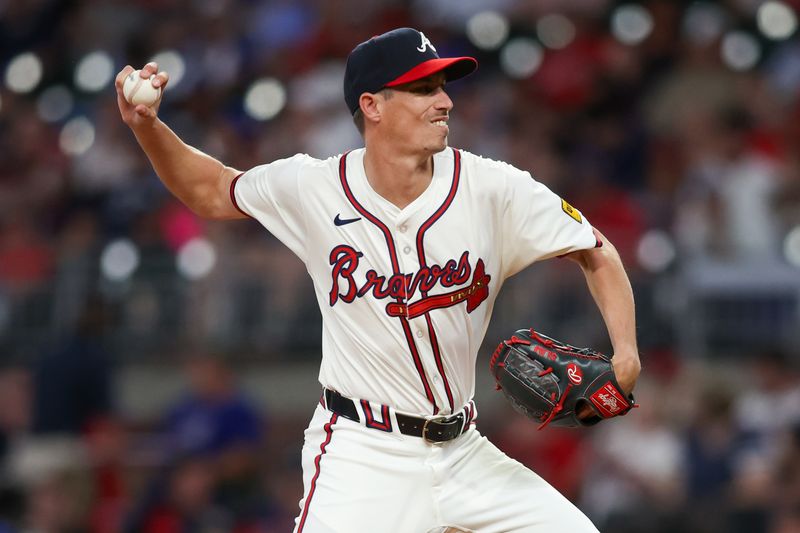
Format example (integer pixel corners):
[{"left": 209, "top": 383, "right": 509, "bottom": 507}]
[{"left": 1, "top": 0, "right": 800, "bottom": 531}]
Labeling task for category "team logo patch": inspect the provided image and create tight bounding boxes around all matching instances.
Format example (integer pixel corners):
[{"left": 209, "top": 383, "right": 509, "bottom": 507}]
[
  {"left": 566, "top": 363, "right": 583, "bottom": 385},
  {"left": 561, "top": 199, "right": 582, "bottom": 224},
  {"left": 589, "top": 382, "right": 629, "bottom": 418}
]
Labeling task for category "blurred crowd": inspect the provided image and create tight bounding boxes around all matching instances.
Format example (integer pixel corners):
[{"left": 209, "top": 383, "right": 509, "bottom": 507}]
[{"left": 2, "top": 0, "right": 800, "bottom": 531}]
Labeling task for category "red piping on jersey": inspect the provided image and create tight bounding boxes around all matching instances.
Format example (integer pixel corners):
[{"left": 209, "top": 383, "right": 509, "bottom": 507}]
[
  {"left": 414, "top": 148, "right": 462, "bottom": 413},
  {"left": 338, "top": 152, "right": 401, "bottom": 272},
  {"left": 297, "top": 412, "right": 338, "bottom": 532},
  {"left": 229, "top": 173, "right": 252, "bottom": 218},
  {"left": 423, "top": 315, "right": 452, "bottom": 412},
  {"left": 338, "top": 152, "right": 439, "bottom": 414}
]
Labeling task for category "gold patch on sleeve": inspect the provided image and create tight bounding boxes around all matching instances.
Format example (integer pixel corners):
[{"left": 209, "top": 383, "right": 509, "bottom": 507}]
[{"left": 561, "top": 198, "right": 582, "bottom": 223}]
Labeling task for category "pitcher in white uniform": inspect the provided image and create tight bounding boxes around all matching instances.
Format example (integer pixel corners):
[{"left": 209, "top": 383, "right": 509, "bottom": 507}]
[{"left": 115, "top": 27, "right": 641, "bottom": 533}]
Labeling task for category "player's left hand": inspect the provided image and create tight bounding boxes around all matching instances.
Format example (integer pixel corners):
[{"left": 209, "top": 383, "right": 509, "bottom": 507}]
[
  {"left": 575, "top": 353, "right": 640, "bottom": 420},
  {"left": 577, "top": 350, "right": 639, "bottom": 421}
]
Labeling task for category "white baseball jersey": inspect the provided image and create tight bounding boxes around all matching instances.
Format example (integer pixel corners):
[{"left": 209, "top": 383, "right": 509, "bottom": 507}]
[{"left": 231, "top": 147, "right": 598, "bottom": 417}]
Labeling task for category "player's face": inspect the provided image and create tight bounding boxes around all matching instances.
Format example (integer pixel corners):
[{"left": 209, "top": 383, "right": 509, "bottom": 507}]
[{"left": 380, "top": 72, "right": 453, "bottom": 154}]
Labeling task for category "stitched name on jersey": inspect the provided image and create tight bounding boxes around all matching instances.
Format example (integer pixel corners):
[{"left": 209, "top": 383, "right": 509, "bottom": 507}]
[{"left": 328, "top": 245, "right": 491, "bottom": 318}]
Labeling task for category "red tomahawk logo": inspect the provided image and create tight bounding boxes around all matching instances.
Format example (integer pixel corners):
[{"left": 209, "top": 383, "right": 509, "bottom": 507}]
[{"left": 385, "top": 259, "right": 491, "bottom": 319}]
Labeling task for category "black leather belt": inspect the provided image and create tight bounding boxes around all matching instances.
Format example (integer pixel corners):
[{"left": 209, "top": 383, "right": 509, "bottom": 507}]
[{"left": 323, "top": 388, "right": 467, "bottom": 443}]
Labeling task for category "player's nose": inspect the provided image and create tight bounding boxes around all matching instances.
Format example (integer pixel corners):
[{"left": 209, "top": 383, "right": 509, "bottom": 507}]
[{"left": 435, "top": 88, "right": 454, "bottom": 111}]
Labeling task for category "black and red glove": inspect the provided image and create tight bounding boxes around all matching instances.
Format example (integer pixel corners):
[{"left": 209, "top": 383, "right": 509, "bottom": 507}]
[{"left": 490, "top": 328, "right": 636, "bottom": 429}]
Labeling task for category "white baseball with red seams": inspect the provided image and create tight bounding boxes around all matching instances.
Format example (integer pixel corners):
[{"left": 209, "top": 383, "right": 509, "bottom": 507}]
[
  {"left": 122, "top": 70, "right": 161, "bottom": 107},
  {"left": 232, "top": 147, "right": 602, "bottom": 532}
]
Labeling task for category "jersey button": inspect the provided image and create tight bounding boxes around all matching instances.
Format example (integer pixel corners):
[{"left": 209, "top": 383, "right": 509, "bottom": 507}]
[
  {"left": 433, "top": 375, "right": 441, "bottom": 384},
  {"left": 416, "top": 330, "right": 424, "bottom": 338},
  {"left": 399, "top": 225, "right": 407, "bottom": 233},
  {"left": 403, "top": 246, "right": 412, "bottom": 254}
]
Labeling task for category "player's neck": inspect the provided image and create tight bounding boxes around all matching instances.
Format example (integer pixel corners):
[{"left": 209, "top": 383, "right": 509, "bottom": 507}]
[{"left": 362, "top": 147, "right": 434, "bottom": 210}]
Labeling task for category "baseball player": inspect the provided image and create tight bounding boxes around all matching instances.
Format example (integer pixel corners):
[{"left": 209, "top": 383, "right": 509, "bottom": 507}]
[{"left": 116, "top": 27, "right": 640, "bottom": 533}]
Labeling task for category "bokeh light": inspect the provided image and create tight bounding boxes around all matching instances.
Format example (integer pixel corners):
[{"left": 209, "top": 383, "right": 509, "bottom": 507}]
[
  {"left": 37, "top": 85, "right": 74, "bottom": 122},
  {"left": 177, "top": 238, "right": 217, "bottom": 280},
  {"left": 636, "top": 230, "right": 676, "bottom": 273},
  {"left": 537, "top": 13, "right": 576, "bottom": 50},
  {"left": 150, "top": 50, "right": 186, "bottom": 88},
  {"left": 59, "top": 116, "right": 95, "bottom": 156},
  {"left": 721, "top": 31, "right": 761, "bottom": 71},
  {"left": 74, "top": 50, "right": 114, "bottom": 92},
  {"left": 466, "top": 11, "right": 510, "bottom": 51},
  {"left": 4, "top": 52, "right": 43, "bottom": 94},
  {"left": 500, "top": 38, "right": 544, "bottom": 79},
  {"left": 244, "top": 78, "right": 286, "bottom": 120},
  {"left": 611, "top": 4, "right": 654, "bottom": 46},
  {"left": 100, "top": 239, "right": 140, "bottom": 281},
  {"left": 784, "top": 226, "right": 800, "bottom": 267},
  {"left": 757, "top": 1, "right": 797, "bottom": 40}
]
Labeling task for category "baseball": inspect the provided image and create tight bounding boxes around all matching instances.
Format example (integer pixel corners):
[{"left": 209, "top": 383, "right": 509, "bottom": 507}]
[{"left": 122, "top": 70, "right": 162, "bottom": 107}]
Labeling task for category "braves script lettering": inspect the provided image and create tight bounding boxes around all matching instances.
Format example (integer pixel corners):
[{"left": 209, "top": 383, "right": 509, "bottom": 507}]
[{"left": 328, "top": 245, "right": 490, "bottom": 317}]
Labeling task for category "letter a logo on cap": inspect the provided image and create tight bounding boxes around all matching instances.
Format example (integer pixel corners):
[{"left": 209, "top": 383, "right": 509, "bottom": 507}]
[{"left": 417, "top": 32, "right": 437, "bottom": 53}]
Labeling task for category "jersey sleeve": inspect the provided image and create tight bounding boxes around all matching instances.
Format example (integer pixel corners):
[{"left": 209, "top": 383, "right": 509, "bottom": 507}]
[
  {"left": 499, "top": 165, "right": 598, "bottom": 278},
  {"left": 231, "top": 154, "right": 314, "bottom": 263}
]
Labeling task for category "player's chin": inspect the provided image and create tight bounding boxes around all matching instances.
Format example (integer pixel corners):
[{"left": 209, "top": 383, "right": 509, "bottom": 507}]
[{"left": 426, "top": 136, "right": 449, "bottom": 153}]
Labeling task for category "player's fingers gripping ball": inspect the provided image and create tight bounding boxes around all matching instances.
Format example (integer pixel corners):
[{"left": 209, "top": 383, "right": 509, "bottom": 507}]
[
  {"left": 123, "top": 70, "right": 162, "bottom": 107},
  {"left": 490, "top": 328, "right": 637, "bottom": 429}
]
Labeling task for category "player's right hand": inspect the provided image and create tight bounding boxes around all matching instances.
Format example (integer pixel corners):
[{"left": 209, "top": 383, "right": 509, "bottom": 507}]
[{"left": 115, "top": 62, "right": 169, "bottom": 127}]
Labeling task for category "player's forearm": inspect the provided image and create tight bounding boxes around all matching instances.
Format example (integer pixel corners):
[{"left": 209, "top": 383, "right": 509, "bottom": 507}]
[
  {"left": 130, "top": 119, "right": 241, "bottom": 219},
  {"left": 581, "top": 243, "right": 638, "bottom": 355},
  {"left": 569, "top": 236, "right": 641, "bottom": 392}
]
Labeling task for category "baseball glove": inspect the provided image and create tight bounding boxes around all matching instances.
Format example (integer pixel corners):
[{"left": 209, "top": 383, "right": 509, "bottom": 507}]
[{"left": 489, "top": 328, "right": 636, "bottom": 429}]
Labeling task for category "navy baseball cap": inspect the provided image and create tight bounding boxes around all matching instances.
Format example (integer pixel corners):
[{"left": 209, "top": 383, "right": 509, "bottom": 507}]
[{"left": 344, "top": 28, "right": 478, "bottom": 115}]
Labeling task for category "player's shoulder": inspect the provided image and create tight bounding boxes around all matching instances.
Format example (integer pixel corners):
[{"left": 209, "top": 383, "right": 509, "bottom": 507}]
[
  {"left": 274, "top": 152, "right": 339, "bottom": 170},
  {"left": 246, "top": 152, "right": 345, "bottom": 181},
  {"left": 299, "top": 150, "right": 361, "bottom": 174}
]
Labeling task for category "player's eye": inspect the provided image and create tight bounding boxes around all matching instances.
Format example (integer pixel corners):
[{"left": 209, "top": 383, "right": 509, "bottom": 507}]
[{"left": 411, "top": 83, "right": 441, "bottom": 95}]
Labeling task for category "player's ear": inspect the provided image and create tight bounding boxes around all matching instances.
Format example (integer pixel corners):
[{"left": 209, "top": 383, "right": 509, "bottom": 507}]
[{"left": 359, "top": 92, "right": 382, "bottom": 125}]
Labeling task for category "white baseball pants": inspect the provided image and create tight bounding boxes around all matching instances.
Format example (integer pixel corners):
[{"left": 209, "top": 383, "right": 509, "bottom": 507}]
[{"left": 293, "top": 404, "right": 599, "bottom": 533}]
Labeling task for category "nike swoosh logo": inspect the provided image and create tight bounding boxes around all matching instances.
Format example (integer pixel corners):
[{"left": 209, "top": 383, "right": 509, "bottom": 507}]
[{"left": 334, "top": 214, "right": 362, "bottom": 226}]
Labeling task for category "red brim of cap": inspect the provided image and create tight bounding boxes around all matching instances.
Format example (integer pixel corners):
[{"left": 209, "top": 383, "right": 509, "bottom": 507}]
[{"left": 385, "top": 57, "right": 478, "bottom": 87}]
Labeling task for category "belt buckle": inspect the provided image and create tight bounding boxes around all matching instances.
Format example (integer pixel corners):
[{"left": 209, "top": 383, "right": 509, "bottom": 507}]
[{"left": 422, "top": 415, "right": 462, "bottom": 444}]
